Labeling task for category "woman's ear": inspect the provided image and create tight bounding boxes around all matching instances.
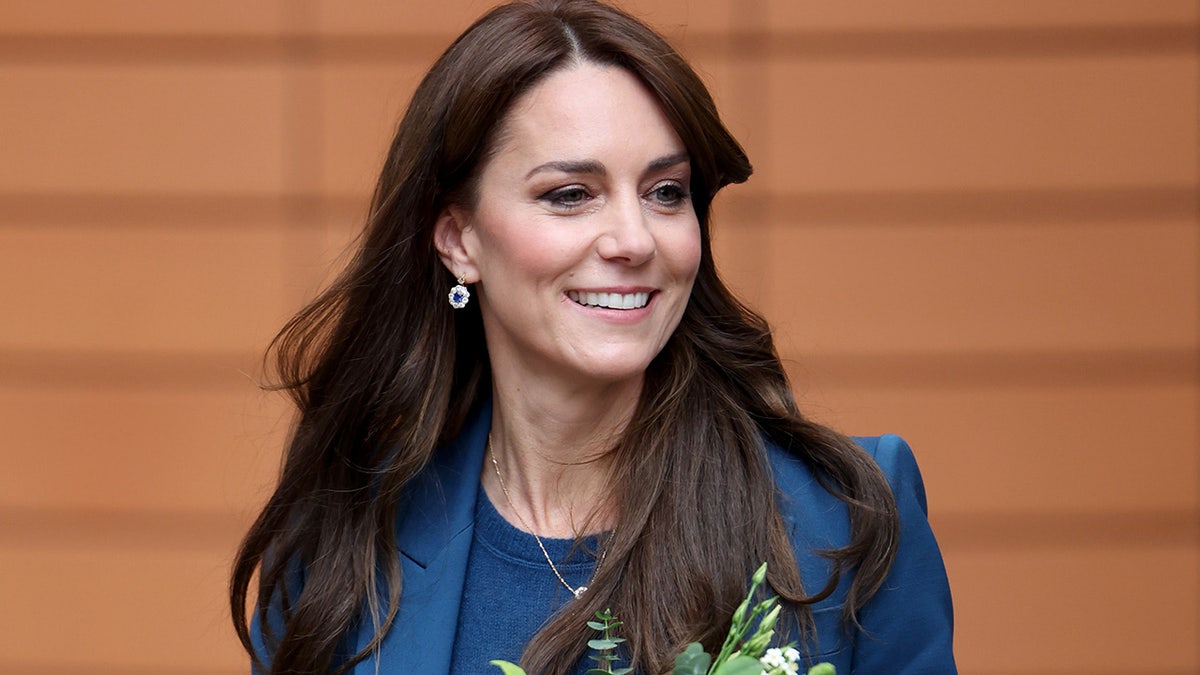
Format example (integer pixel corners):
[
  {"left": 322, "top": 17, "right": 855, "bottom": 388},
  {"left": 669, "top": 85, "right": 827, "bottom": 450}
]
[{"left": 433, "top": 205, "right": 478, "bottom": 282}]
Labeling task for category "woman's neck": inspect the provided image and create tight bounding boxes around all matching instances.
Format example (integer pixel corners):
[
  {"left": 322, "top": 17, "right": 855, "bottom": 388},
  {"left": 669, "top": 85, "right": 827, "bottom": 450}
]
[{"left": 481, "top": 375, "right": 639, "bottom": 538}]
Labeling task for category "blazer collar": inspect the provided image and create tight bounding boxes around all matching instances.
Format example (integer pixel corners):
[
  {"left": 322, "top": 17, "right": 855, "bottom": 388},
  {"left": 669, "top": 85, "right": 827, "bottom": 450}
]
[
  {"left": 396, "top": 401, "right": 491, "bottom": 565},
  {"left": 355, "top": 401, "right": 491, "bottom": 674}
]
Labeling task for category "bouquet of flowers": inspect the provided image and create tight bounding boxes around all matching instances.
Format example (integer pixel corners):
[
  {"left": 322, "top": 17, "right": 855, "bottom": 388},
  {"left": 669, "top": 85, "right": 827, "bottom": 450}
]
[{"left": 491, "top": 563, "right": 835, "bottom": 675}]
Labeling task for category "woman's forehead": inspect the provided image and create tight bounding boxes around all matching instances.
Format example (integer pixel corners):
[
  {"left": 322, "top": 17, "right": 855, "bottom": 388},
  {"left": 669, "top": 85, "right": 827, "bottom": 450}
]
[{"left": 488, "top": 63, "right": 686, "bottom": 171}]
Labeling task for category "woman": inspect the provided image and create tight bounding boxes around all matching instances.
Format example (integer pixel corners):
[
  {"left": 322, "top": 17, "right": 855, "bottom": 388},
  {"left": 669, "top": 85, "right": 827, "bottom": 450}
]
[{"left": 230, "top": 1, "right": 956, "bottom": 673}]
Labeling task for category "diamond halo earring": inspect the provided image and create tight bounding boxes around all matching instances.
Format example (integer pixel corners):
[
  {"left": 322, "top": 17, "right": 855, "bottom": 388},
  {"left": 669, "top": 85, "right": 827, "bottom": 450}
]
[{"left": 448, "top": 276, "right": 470, "bottom": 309}]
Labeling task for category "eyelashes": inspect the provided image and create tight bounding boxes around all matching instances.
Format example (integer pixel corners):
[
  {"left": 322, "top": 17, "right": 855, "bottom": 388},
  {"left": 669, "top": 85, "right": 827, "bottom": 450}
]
[
  {"left": 540, "top": 186, "right": 591, "bottom": 210},
  {"left": 537, "top": 180, "right": 691, "bottom": 213},
  {"left": 647, "top": 181, "right": 688, "bottom": 208}
]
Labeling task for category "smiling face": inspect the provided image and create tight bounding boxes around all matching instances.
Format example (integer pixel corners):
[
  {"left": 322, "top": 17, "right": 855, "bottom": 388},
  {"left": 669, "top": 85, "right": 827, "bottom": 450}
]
[{"left": 435, "top": 62, "right": 701, "bottom": 391}]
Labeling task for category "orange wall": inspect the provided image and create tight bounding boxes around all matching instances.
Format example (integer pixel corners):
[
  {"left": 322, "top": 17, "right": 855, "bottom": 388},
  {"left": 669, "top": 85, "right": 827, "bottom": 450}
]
[{"left": 1, "top": 2, "right": 1197, "bottom": 674}]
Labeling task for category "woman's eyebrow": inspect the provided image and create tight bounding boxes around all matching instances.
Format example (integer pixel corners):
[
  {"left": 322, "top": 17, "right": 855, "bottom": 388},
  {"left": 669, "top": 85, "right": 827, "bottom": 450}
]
[
  {"left": 524, "top": 152, "right": 689, "bottom": 180},
  {"left": 525, "top": 159, "right": 606, "bottom": 179},
  {"left": 646, "top": 151, "right": 690, "bottom": 173}
]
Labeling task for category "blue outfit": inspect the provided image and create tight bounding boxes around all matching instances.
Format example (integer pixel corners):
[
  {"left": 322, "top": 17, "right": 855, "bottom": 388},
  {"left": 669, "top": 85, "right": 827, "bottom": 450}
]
[
  {"left": 254, "top": 401, "right": 956, "bottom": 673},
  {"left": 449, "top": 488, "right": 608, "bottom": 674}
]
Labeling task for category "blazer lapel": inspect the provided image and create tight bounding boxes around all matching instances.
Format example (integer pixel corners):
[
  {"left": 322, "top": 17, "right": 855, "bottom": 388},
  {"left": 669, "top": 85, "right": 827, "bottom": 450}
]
[{"left": 355, "top": 402, "right": 492, "bottom": 674}]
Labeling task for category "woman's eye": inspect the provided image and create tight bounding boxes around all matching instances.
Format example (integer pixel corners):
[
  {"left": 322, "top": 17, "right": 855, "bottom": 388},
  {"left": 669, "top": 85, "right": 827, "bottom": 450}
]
[
  {"left": 542, "top": 186, "right": 590, "bottom": 209},
  {"left": 649, "top": 182, "right": 688, "bottom": 207}
]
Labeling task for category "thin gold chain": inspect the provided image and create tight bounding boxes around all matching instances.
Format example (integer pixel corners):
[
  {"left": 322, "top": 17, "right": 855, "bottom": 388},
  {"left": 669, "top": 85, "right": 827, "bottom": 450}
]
[{"left": 488, "top": 435, "right": 611, "bottom": 600}]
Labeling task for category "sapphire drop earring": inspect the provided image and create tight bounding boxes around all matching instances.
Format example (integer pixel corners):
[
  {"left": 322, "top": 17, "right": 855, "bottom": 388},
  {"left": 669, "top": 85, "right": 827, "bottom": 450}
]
[{"left": 448, "top": 277, "right": 470, "bottom": 309}]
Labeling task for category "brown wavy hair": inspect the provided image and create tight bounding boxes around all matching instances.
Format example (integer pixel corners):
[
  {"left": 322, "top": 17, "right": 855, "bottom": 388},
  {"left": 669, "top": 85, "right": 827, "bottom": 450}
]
[{"left": 230, "top": 1, "right": 899, "bottom": 673}]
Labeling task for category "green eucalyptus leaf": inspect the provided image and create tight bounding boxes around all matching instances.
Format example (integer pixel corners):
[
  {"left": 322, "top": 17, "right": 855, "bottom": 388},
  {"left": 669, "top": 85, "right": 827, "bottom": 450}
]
[
  {"left": 588, "top": 638, "right": 620, "bottom": 650},
  {"left": 489, "top": 660, "right": 528, "bottom": 675},
  {"left": 671, "top": 642, "right": 712, "bottom": 675},
  {"left": 611, "top": 669, "right": 633, "bottom": 675},
  {"left": 712, "top": 654, "right": 767, "bottom": 675}
]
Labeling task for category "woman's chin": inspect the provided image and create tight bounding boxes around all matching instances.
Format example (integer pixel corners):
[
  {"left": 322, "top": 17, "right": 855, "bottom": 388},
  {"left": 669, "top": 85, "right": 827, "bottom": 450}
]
[{"left": 560, "top": 353, "right": 657, "bottom": 389}]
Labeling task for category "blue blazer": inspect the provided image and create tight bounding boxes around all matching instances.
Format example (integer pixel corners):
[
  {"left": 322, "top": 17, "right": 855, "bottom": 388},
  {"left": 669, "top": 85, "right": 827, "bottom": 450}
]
[{"left": 256, "top": 402, "right": 956, "bottom": 674}]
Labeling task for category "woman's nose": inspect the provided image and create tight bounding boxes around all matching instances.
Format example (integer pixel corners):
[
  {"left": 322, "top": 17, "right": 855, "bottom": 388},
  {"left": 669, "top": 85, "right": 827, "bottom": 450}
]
[{"left": 596, "top": 196, "right": 656, "bottom": 265}]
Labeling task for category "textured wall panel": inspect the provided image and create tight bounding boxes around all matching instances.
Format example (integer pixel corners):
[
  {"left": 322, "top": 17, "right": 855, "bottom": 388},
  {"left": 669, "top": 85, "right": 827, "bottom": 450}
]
[
  {"left": 764, "top": 221, "right": 1199, "bottom": 355},
  {"left": 312, "top": 0, "right": 741, "bottom": 37},
  {"left": 0, "top": 0, "right": 286, "bottom": 36},
  {"left": 950, "top": 544, "right": 1200, "bottom": 673},
  {"left": 758, "top": 56, "right": 1198, "bottom": 193},
  {"left": 765, "top": 0, "right": 1197, "bottom": 31},
  {"left": 0, "top": 546, "right": 246, "bottom": 672},
  {"left": 0, "top": 383, "right": 287, "bottom": 513},
  {"left": 0, "top": 65, "right": 287, "bottom": 194},
  {"left": 314, "top": 63, "right": 433, "bottom": 196},
  {"left": 0, "top": 224, "right": 293, "bottom": 353},
  {"left": 793, "top": 379, "right": 1200, "bottom": 517}
]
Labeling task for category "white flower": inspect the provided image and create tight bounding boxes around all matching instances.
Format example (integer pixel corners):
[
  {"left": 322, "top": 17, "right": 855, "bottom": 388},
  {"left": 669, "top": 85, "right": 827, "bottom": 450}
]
[
  {"left": 761, "top": 648, "right": 786, "bottom": 668},
  {"left": 759, "top": 647, "right": 801, "bottom": 674}
]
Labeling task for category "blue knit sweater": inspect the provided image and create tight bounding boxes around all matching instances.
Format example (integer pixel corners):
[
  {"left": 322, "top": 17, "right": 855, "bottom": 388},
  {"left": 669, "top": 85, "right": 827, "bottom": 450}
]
[{"left": 449, "top": 490, "right": 608, "bottom": 674}]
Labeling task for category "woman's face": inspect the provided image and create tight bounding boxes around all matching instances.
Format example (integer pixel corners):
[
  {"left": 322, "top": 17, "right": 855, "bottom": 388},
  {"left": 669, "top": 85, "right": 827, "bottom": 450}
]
[{"left": 439, "top": 62, "right": 701, "bottom": 390}]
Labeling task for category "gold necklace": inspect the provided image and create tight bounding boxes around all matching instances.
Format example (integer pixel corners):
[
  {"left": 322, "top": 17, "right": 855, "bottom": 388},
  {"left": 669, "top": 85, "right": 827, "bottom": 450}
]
[{"left": 488, "top": 437, "right": 612, "bottom": 600}]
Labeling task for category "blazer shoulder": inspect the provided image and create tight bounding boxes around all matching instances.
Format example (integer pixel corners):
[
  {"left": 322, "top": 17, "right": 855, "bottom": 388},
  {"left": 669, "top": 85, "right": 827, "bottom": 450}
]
[
  {"left": 764, "top": 433, "right": 925, "bottom": 512},
  {"left": 852, "top": 433, "right": 929, "bottom": 515}
]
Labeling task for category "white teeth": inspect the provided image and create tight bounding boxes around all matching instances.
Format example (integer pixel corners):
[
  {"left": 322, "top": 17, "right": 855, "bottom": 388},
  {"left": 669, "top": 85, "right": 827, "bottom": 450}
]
[{"left": 568, "top": 290, "right": 650, "bottom": 310}]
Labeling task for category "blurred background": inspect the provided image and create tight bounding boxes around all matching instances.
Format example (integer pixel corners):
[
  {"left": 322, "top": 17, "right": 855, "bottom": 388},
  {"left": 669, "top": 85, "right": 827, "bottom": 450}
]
[{"left": 1, "top": 1, "right": 1196, "bottom": 673}]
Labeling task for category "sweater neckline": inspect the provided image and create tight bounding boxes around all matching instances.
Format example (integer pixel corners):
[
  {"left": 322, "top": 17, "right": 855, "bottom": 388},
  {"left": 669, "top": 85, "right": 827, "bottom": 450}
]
[{"left": 473, "top": 487, "right": 607, "bottom": 570}]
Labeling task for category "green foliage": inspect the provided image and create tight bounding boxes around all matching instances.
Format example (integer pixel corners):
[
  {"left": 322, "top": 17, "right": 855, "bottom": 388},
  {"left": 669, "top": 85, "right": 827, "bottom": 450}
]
[
  {"left": 586, "top": 609, "right": 632, "bottom": 675},
  {"left": 672, "top": 642, "right": 712, "bottom": 675},
  {"left": 709, "top": 562, "right": 776, "bottom": 672},
  {"left": 493, "top": 564, "right": 836, "bottom": 675},
  {"left": 713, "top": 654, "right": 771, "bottom": 675},
  {"left": 489, "top": 660, "right": 527, "bottom": 675}
]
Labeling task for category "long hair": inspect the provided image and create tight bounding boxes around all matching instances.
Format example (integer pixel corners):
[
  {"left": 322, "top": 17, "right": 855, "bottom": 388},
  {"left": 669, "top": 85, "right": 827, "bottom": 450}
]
[{"left": 230, "top": 1, "right": 899, "bottom": 673}]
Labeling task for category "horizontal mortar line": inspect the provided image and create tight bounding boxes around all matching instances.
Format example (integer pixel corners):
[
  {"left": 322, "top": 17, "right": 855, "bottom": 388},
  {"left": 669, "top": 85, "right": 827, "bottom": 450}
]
[
  {"left": 0, "top": 662, "right": 237, "bottom": 675},
  {"left": 0, "top": 349, "right": 265, "bottom": 389},
  {"left": 752, "top": 185, "right": 1200, "bottom": 226},
  {"left": 1, "top": 348, "right": 1196, "bottom": 389},
  {"left": 739, "top": 23, "right": 1200, "bottom": 59},
  {"left": 784, "top": 348, "right": 1200, "bottom": 388},
  {"left": 1, "top": 504, "right": 1194, "bottom": 552},
  {"left": 932, "top": 509, "right": 1200, "bottom": 551},
  {"left": 313, "top": 24, "right": 1200, "bottom": 61},
  {"left": 0, "top": 23, "right": 1196, "bottom": 65},
  {"left": 0, "top": 33, "right": 323, "bottom": 65},
  {"left": 0, "top": 505, "right": 251, "bottom": 551},
  {"left": 0, "top": 186, "right": 1195, "bottom": 228},
  {"left": 0, "top": 192, "right": 298, "bottom": 228}
]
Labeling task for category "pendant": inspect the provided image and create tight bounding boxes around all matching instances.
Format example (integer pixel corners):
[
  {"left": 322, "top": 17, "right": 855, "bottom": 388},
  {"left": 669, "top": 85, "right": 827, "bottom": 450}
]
[{"left": 573, "top": 586, "right": 588, "bottom": 599}]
